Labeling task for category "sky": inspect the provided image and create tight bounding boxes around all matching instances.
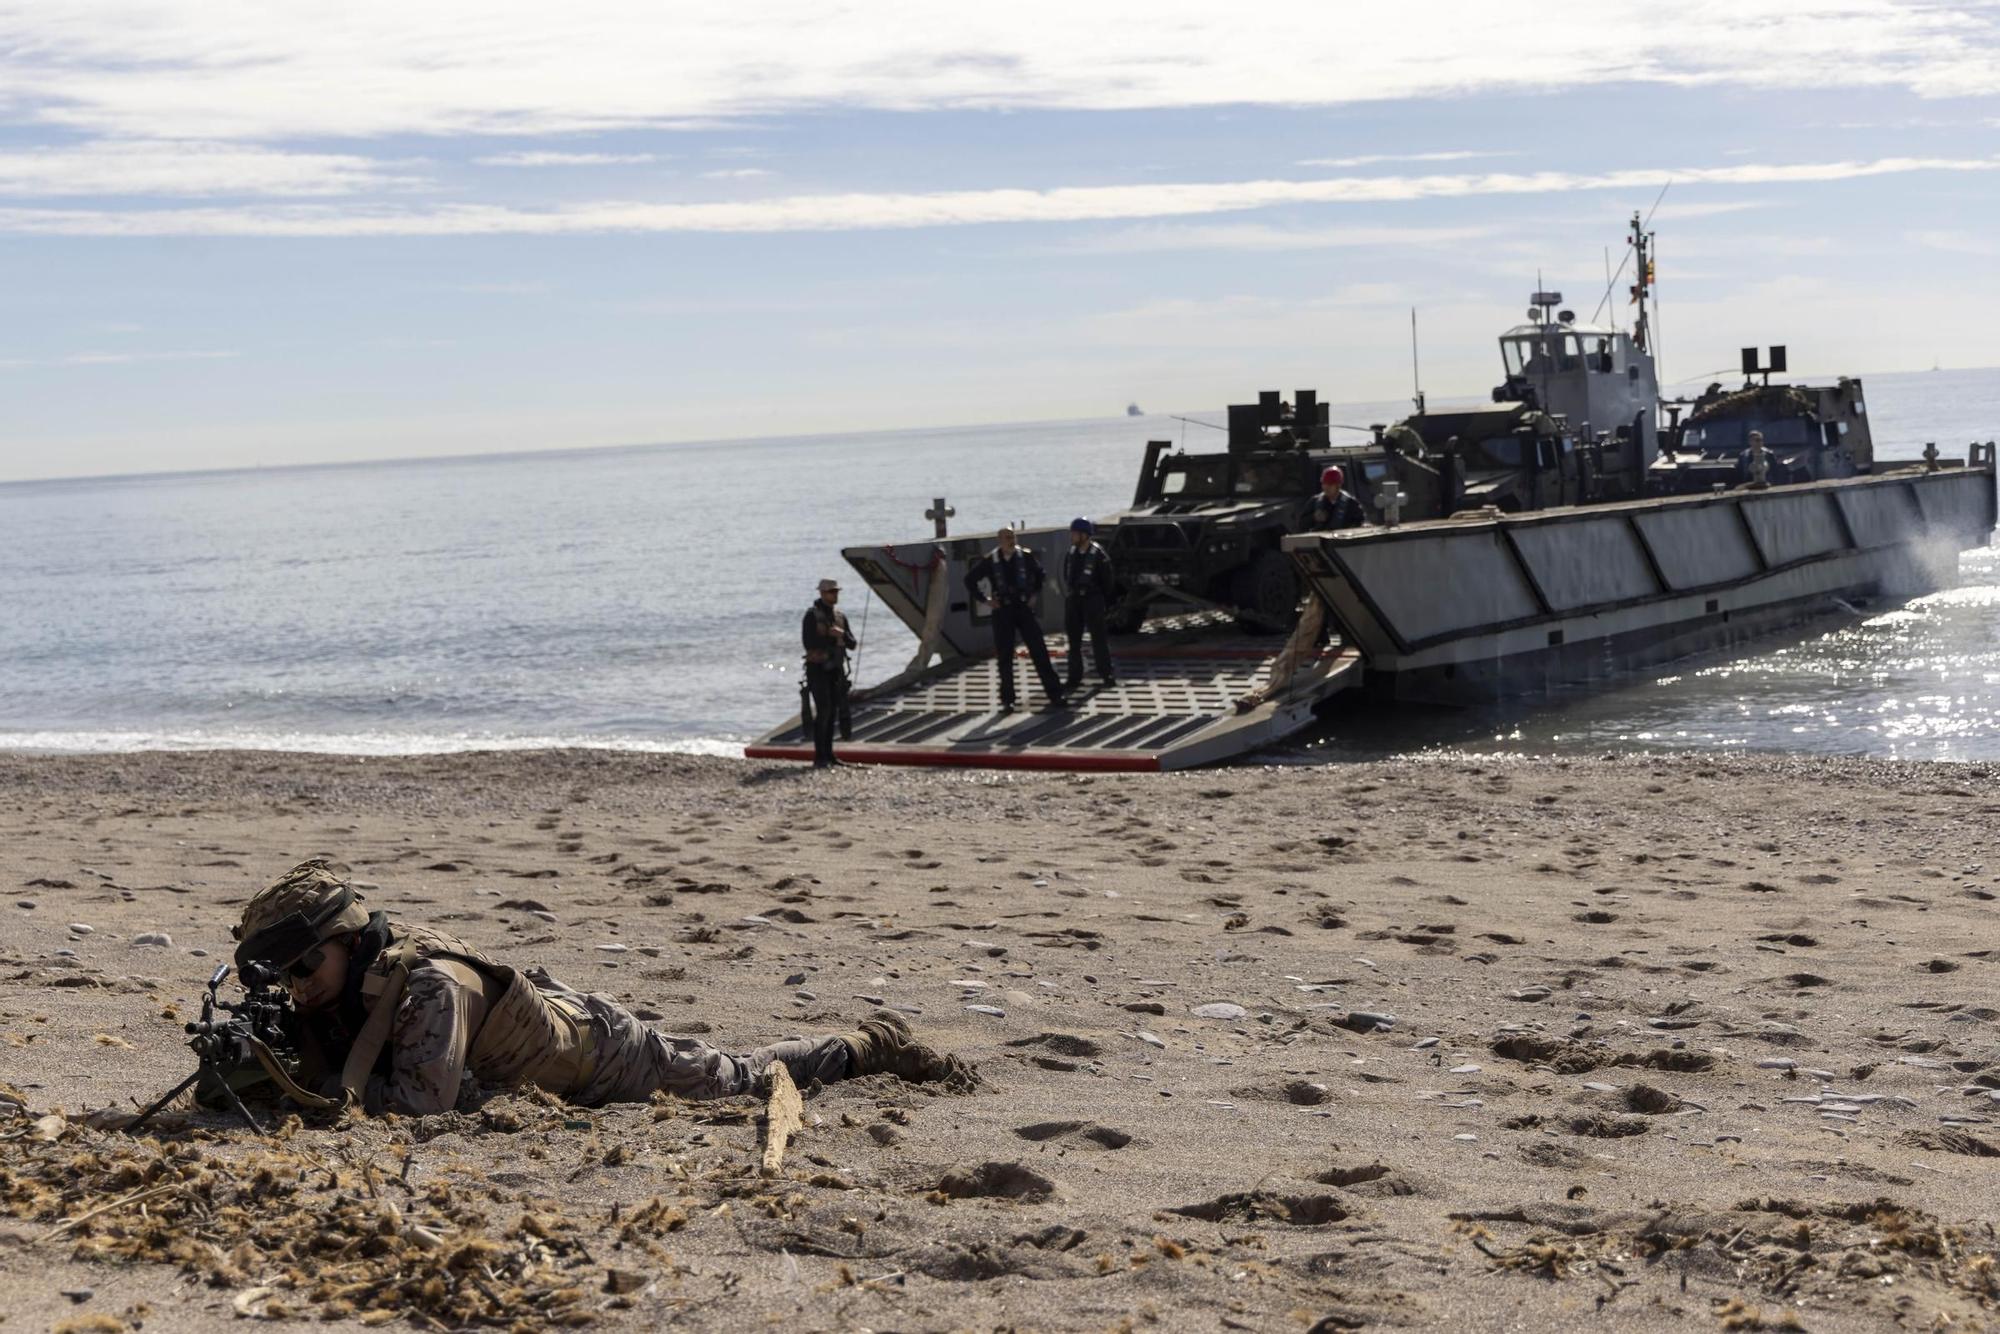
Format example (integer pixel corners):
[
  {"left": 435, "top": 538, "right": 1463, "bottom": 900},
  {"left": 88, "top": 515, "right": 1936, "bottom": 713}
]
[{"left": 1, "top": 1, "right": 1999, "bottom": 482}]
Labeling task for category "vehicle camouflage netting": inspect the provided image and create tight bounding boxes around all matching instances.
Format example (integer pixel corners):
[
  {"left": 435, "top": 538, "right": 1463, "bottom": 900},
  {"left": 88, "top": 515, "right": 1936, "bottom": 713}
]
[{"left": 1687, "top": 383, "right": 1817, "bottom": 425}]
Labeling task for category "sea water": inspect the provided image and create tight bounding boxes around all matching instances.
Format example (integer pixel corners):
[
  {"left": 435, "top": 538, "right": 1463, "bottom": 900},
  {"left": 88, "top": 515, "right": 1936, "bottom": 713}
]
[{"left": 2, "top": 370, "right": 1996, "bottom": 761}]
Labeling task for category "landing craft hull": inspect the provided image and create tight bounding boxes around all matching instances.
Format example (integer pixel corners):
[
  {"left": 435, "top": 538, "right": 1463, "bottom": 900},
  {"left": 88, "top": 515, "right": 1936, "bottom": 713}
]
[
  {"left": 1284, "top": 464, "right": 1996, "bottom": 706},
  {"left": 748, "top": 460, "right": 1994, "bottom": 772}
]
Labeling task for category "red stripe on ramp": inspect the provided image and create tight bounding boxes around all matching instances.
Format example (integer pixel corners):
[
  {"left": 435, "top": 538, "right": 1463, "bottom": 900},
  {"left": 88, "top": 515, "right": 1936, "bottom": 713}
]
[{"left": 742, "top": 743, "right": 1161, "bottom": 773}]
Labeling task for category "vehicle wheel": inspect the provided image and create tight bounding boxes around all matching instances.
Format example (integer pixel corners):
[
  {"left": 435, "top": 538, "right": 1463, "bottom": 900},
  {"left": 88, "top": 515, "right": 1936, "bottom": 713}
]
[
  {"left": 1105, "top": 602, "right": 1146, "bottom": 635},
  {"left": 1231, "top": 550, "right": 1299, "bottom": 631}
]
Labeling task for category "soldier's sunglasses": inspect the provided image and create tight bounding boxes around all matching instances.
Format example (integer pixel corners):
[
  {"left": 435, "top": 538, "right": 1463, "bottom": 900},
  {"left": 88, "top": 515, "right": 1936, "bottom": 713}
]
[{"left": 286, "top": 946, "right": 327, "bottom": 980}]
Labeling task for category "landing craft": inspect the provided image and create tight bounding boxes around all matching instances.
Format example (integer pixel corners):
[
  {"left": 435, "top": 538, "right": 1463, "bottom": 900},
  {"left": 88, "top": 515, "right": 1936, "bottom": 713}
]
[{"left": 748, "top": 219, "right": 1998, "bottom": 771}]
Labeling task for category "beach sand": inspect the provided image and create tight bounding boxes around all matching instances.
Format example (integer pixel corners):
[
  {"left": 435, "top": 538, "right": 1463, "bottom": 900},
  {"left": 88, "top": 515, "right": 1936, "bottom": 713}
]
[{"left": 3, "top": 748, "right": 1999, "bottom": 1331}]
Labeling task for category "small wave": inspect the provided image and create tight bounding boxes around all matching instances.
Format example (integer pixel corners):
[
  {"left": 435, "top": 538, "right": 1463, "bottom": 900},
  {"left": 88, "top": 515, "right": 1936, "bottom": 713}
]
[{"left": 0, "top": 728, "right": 750, "bottom": 759}]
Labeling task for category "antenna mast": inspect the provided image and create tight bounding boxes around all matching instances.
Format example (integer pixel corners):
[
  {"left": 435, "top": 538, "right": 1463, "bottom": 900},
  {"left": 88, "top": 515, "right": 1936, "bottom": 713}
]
[
  {"left": 1410, "top": 307, "right": 1425, "bottom": 414},
  {"left": 1629, "top": 211, "right": 1656, "bottom": 355}
]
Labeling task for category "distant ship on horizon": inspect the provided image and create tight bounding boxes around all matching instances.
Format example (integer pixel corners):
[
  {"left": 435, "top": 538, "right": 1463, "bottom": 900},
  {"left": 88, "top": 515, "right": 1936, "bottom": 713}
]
[{"left": 1126, "top": 402, "right": 1143, "bottom": 417}]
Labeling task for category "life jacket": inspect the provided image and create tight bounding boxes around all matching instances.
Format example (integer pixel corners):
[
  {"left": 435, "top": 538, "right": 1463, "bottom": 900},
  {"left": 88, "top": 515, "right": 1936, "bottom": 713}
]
[{"left": 331, "top": 925, "right": 595, "bottom": 1101}]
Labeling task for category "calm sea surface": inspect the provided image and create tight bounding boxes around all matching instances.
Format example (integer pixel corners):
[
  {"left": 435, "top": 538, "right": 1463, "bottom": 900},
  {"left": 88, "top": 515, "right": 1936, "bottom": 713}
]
[{"left": 3, "top": 369, "right": 1996, "bottom": 762}]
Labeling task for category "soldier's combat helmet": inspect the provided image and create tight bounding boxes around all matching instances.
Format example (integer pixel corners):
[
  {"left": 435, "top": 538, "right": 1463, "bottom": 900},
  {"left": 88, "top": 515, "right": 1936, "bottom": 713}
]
[{"left": 233, "top": 858, "right": 370, "bottom": 970}]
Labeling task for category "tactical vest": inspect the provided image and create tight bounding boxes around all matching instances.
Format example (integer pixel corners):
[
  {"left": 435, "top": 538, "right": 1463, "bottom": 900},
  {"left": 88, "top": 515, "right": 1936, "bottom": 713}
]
[
  {"left": 342, "top": 925, "right": 595, "bottom": 1100},
  {"left": 805, "top": 603, "right": 850, "bottom": 668}
]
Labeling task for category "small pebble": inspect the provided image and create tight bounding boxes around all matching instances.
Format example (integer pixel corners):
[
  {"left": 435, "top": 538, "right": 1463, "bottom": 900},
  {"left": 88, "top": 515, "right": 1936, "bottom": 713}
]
[
  {"left": 965, "top": 1004, "right": 1005, "bottom": 1017},
  {"left": 1411, "top": 1037, "right": 1440, "bottom": 1050},
  {"left": 530, "top": 910, "right": 558, "bottom": 923},
  {"left": 1450, "top": 1064, "right": 1481, "bottom": 1075},
  {"left": 68, "top": 923, "right": 93, "bottom": 935},
  {"left": 60, "top": 1288, "right": 93, "bottom": 1304},
  {"left": 15, "top": 900, "right": 34, "bottom": 910},
  {"left": 853, "top": 993, "right": 884, "bottom": 1005},
  {"left": 595, "top": 943, "right": 628, "bottom": 953},
  {"left": 131, "top": 932, "right": 172, "bottom": 948},
  {"left": 1453, "top": 1133, "right": 1479, "bottom": 1142},
  {"left": 784, "top": 972, "right": 807, "bottom": 985},
  {"left": 1135, "top": 1031, "right": 1166, "bottom": 1048}
]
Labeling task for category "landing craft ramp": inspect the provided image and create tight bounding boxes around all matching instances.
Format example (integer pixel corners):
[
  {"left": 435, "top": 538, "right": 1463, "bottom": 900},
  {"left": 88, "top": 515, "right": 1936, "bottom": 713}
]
[
  {"left": 745, "top": 633, "right": 1361, "bottom": 772},
  {"left": 743, "top": 522, "right": 1361, "bottom": 771}
]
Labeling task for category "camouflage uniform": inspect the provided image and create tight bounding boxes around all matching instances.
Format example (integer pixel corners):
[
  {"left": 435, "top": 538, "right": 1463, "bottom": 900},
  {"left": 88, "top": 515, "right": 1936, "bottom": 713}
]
[{"left": 237, "top": 861, "right": 958, "bottom": 1118}]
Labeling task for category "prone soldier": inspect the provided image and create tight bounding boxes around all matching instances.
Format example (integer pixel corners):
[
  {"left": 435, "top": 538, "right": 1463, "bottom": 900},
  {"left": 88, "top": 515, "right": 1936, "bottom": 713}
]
[{"left": 231, "top": 860, "right": 973, "bottom": 1115}]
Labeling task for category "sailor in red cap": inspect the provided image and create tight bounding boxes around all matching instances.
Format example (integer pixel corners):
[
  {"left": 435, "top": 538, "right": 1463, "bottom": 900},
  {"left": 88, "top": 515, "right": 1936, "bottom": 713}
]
[{"left": 1309, "top": 465, "right": 1365, "bottom": 530}]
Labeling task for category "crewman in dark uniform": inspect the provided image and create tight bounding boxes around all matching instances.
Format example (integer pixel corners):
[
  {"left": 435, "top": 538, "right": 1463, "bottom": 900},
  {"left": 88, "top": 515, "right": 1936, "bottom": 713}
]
[
  {"left": 1061, "top": 516, "right": 1117, "bottom": 691},
  {"left": 802, "top": 577, "right": 855, "bottom": 767},
  {"left": 965, "top": 526, "right": 1066, "bottom": 712},
  {"left": 1308, "top": 465, "right": 1366, "bottom": 530}
]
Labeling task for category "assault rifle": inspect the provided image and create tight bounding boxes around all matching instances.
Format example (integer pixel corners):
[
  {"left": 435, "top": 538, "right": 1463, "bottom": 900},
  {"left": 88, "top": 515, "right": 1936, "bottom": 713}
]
[{"left": 131, "top": 962, "right": 335, "bottom": 1133}]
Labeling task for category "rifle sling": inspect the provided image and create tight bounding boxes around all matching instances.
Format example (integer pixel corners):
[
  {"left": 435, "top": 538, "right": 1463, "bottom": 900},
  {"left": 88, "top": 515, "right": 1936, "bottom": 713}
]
[
  {"left": 339, "top": 960, "right": 412, "bottom": 1102},
  {"left": 244, "top": 1036, "right": 343, "bottom": 1110}
]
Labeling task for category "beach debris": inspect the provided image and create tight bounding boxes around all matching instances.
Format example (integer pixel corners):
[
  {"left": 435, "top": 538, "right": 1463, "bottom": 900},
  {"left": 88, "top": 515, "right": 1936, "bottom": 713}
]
[
  {"left": 1336, "top": 1011, "right": 1396, "bottom": 1033},
  {"left": 760, "top": 1061, "right": 803, "bottom": 1177},
  {"left": 1190, "top": 1002, "right": 1246, "bottom": 1021}
]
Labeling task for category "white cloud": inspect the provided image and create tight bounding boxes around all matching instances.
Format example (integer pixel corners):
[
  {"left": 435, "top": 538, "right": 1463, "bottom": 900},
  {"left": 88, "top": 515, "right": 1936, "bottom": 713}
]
[
  {"left": 0, "top": 349, "right": 238, "bottom": 369},
  {"left": 1295, "top": 151, "right": 1515, "bottom": 169},
  {"left": 0, "top": 140, "right": 418, "bottom": 197},
  {"left": 0, "top": 154, "right": 1989, "bottom": 237},
  {"left": 1907, "top": 228, "right": 2000, "bottom": 255},
  {"left": 699, "top": 167, "right": 773, "bottom": 179},
  {"left": 1063, "top": 222, "right": 1496, "bottom": 253},
  {"left": 473, "top": 150, "right": 662, "bottom": 166},
  {"left": 0, "top": 3, "right": 1994, "bottom": 142},
  {"left": 1645, "top": 199, "right": 1774, "bottom": 220}
]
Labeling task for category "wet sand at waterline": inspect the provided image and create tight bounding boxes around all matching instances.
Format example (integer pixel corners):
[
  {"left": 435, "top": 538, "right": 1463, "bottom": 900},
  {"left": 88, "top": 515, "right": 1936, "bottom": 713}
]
[{"left": 3, "top": 749, "right": 1999, "bottom": 1331}]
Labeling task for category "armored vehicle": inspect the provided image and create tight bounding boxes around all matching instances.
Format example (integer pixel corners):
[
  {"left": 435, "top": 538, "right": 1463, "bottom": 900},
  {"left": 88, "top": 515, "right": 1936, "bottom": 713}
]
[
  {"left": 1108, "top": 389, "right": 1335, "bottom": 631},
  {"left": 1652, "top": 360, "right": 1873, "bottom": 493}
]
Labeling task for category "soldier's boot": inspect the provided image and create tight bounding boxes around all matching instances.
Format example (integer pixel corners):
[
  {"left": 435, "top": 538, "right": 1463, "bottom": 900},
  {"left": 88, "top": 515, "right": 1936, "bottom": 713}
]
[{"left": 841, "top": 1010, "right": 979, "bottom": 1088}]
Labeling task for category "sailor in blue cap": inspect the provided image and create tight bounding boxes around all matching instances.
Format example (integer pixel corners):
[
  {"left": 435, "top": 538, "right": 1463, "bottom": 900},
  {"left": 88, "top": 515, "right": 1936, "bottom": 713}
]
[{"left": 1062, "top": 517, "right": 1118, "bottom": 691}]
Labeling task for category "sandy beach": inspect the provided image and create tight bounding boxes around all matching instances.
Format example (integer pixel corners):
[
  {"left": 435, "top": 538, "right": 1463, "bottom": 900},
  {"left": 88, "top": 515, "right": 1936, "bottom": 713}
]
[{"left": 4, "top": 748, "right": 2000, "bottom": 1332}]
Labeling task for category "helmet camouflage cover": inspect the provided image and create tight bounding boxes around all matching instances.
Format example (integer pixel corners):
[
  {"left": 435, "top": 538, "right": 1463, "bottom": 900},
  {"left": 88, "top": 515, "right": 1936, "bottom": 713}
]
[{"left": 233, "top": 858, "right": 370, "bottom": 969}]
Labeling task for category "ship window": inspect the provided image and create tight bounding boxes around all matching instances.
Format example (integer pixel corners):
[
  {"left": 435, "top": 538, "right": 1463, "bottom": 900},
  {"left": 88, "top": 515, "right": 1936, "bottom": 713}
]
[{"left": 1503, "top": 335, "right": 1585, "bottom": 376}]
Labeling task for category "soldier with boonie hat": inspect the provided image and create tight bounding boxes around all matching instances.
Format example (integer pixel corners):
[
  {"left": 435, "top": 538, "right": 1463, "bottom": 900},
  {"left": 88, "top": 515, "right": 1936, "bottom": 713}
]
[{"left": 802, "top": 577, "right": 856, "bottom": 767}]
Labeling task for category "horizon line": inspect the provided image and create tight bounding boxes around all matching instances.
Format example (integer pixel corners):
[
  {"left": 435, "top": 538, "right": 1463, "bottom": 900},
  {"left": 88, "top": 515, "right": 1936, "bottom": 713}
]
[{"left": 4, "top": 361, "right": 1994, "bottom": 489}]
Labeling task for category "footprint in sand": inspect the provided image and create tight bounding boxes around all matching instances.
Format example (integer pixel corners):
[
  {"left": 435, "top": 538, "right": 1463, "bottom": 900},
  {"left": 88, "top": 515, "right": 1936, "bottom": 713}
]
[
  {"left": 1170, "top": 1192, "right": 1349, "bottom": 1225},
  {"left": 1011, "top": 1120, "right": 1133, "bottom": 1150}
]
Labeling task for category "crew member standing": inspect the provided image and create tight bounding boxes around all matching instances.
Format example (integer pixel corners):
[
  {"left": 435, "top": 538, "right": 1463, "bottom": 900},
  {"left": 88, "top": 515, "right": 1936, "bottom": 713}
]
[
  {"left": 965, "top": 527, "right": 1066, "bottom": 712},
  {"left": 1308, "top": 465, "right": 1366, "bottom": 530},
  {"left": 802, "top": 577, "right": 855, "bottom": 767},
  {"left": 1061, "top": 517, "right": 1117, "bottom": 691}
]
